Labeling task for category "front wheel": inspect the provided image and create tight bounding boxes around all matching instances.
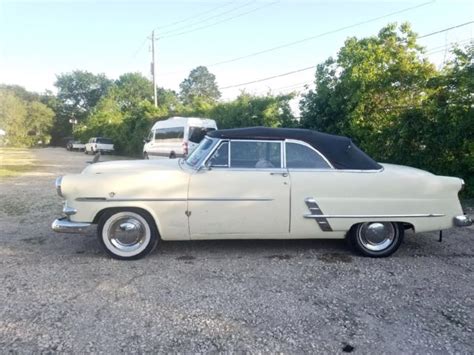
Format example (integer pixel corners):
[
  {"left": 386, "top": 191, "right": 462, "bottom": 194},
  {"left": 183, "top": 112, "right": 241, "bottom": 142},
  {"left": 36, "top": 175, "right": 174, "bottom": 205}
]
[
  {"left": 348, "top": 222, "right": 404, "bottom": 257},
  {"left": 97, "top": 209, "right": 159, "bottom": 260}
]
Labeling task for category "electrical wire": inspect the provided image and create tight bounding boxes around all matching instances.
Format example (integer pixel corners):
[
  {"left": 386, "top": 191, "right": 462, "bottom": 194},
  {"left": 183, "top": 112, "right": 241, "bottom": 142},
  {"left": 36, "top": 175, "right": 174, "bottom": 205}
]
[
  {"left": 220, "top": 66, "right": 316, "bottom": 89},
  {"left": 160, "top": 1, "right": 279, "bottom": 39},
  {"left": 158, "top": 1, "right": 255, "bottom": 37},
  {"left": 418, "top": 21, "right": 474, "bottom": 39},
  {"left": 206, "top": 0, "right": 435, "bottom": 67},
  {"left": 155, "top": 1, "right": 237, "bottom": 31}
]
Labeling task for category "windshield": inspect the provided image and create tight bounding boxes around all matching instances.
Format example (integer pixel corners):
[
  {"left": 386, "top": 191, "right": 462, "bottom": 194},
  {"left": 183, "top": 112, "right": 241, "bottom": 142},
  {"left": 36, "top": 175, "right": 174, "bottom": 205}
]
[
  {"left": 185, "top": 137, "right": 216, "bottom": 168},
  {"left": 188, "top": 126, "right": 216, "bottom": 143}
]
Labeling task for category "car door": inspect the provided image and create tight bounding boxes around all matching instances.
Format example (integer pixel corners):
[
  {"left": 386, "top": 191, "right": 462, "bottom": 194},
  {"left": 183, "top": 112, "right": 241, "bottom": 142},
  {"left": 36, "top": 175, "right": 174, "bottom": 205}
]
[
  {"left": 285, "top": 140, "right": 342, "bottom": 238},
  {"left": 188, "top": 139, "right": 290, "bottom": 239}
]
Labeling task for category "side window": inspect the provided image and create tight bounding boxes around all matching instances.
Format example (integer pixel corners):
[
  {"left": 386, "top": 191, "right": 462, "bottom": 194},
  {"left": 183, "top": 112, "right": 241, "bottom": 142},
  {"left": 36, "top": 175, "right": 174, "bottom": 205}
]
[
  {"left": 208, "top": 142, "right": 229, "bottom": 167},
  {"left": 286, "top": 142, "right": 331, "bottom": 169},
  {"left": 230, "top": 141, "right": 281, "bottom": 168},
  {"left": 155, "top": 127, "right": 184, "bottom": 141}
]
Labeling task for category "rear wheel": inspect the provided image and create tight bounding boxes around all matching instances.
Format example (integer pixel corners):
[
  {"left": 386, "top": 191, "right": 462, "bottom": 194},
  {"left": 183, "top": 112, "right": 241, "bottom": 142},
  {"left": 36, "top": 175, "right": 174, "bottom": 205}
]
[
  {"left": 348, "top": 222, "right": 403, "bottom": 257},
  {"left": 97, "top": 209, "right": 159, "bottom": 260},
  {"left": 144, "top": 152, "right": 149, "bottom": 160}
]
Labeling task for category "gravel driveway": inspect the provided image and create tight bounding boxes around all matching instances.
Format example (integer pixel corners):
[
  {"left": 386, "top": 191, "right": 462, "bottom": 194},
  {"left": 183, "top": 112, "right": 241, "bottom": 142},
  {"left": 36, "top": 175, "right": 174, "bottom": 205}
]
[{"left": 0, "top": 147, "right": 473, "bottom": 353}]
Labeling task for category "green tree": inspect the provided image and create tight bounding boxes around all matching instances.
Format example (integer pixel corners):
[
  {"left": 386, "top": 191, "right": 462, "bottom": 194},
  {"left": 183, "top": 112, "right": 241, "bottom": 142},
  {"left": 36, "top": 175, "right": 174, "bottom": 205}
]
[
  {"left": 300, "top": 23, "right": 435, "bottom": 158},
  {"left": 51, "top": 71, "right": 112, "bottom": 144},
  {"left": 114, "top": 73, "right": 153, "bottom": 110},
  {"left": 26, "top": 101, "right": 54, "bottom": 145},
  {"left": 0, "top": 89, "right": 53, "bottom": 146},
  {"left": 179, "top": 66, "right": 221, "bottom": 106},
  {"left": 209, "top": 92, "right": 296, "bottom": 129},
  {"left": 0, "top": 91, "right": 28, "bottom": 146}
]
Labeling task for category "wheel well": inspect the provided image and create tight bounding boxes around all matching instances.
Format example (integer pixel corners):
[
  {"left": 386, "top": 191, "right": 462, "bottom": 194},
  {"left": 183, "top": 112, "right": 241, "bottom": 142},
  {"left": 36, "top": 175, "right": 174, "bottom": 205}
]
[
  {"left": 347, "top": 221, "right": 414, "bottom": 236},
  {"left": 92, "top": 207, "right": 160, "bottom": 236}
]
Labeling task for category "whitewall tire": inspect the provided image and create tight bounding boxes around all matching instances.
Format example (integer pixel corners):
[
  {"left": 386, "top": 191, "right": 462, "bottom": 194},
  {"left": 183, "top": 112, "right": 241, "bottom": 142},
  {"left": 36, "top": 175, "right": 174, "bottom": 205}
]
[{"left": 97, "top": 209, "right": 159, "bottom": 260}]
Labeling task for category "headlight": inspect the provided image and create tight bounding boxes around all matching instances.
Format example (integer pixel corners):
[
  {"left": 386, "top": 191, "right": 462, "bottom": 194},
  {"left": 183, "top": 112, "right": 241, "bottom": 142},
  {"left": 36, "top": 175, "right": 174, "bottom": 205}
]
[{"left": 55, "top": 176, "right": 63, "bottom": 197}]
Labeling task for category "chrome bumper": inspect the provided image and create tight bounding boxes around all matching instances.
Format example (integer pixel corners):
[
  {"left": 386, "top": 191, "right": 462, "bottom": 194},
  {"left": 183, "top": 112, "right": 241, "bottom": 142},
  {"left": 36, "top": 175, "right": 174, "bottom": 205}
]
[
  {"left": 52, "top": 217, "right": 95, "bottom": 234},
  {"left": 453, "top": 215, "right": 473, "bottom": 227}
]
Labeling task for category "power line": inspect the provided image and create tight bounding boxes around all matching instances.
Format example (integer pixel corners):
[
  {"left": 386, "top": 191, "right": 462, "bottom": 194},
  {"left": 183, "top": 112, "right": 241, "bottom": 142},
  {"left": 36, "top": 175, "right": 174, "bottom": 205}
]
[
  {"left": 418, "top": 21, "right": 474, "bottom": 39},
  {"left": 221, "top": 66, "right": 316, "bottom": 90},
  {"left": 220, "top": 20, "right": 473, "bottom": 91},
  {"left": 127, "top": 37, "right": 148, "bottom": 64},
  {"left": 155, "top": 1, "right": 237, "bottom": 31},
  {"left": 159, "top": 1, "right": 255, "bottom": 37},
  {"left": 160, "top": 1, "right": 279, "bottom": 39},
  {"left": 205, "top": 0, "right": 434, "bottom": 67}
]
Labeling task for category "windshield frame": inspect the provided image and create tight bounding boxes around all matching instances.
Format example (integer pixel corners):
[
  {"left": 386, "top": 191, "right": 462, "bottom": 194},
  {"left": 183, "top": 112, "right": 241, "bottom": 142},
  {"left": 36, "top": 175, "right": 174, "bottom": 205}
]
[{"left": 184, "top": 136, "right": 219, "bottom": 169}]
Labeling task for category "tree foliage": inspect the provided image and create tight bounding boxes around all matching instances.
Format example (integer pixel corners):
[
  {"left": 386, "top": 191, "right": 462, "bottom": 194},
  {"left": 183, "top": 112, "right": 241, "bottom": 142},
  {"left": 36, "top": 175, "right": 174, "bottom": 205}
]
[
  {"left": 300, "top": 23, "right": 473, "bottom": 196},
  {"left": 209, "top": 92, "right": 297, "bottom": 129},
  {"left": 179, "top": 66, "right": 221, "bottom": 106},
  {"left": 0, "top": 88, "right": 54, "bottom": 146}
]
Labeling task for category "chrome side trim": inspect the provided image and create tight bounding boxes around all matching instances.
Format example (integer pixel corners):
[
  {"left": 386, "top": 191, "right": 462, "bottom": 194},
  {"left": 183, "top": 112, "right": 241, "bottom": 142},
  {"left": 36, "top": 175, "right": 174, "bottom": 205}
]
[
  {"left": 76, "top": 197, "right": 273, "bottom": 202},
  {"left": 453, "top": 215, "right": 473, "bottom": 227},
  {"left": 304, "top": 213, "right": 445, "bottom": 219},
  {"left": 52, "top": 218, "right": 94, "bottom": 234},
  {"left": 304, "top": 197, "right": 333, "bottom": 232},
  {"left": 189, "top": 198, "right": 273, "bottom": 202},
  {"left": 76, "top": 197, "right": 107, "bottom": 202}
]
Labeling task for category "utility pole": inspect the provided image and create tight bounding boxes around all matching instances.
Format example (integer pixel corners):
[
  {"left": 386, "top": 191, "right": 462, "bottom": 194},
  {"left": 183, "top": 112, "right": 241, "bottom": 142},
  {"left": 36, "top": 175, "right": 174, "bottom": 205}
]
[{"left": 151, "top": 30, "right": 157, "bottom": 107}]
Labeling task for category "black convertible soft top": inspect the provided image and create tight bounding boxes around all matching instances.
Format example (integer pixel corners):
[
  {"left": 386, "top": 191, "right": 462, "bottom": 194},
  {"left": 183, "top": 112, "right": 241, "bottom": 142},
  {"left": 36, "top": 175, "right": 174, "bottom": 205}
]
[{"left": 207, "top": 127, "right": 381, "bottom": 170}]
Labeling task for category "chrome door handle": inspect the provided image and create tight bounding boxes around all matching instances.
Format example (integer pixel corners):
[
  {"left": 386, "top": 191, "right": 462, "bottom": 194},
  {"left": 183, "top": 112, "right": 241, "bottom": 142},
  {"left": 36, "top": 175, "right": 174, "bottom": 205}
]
[{"left": 270, "top": 172, "right": 288, "bottom": 177}]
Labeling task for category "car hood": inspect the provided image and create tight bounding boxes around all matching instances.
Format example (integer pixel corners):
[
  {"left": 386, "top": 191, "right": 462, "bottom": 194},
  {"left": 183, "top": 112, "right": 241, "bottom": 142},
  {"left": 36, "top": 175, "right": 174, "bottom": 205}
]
[{"left": 82, "top": 158, "right": 183, "bottom": 174}]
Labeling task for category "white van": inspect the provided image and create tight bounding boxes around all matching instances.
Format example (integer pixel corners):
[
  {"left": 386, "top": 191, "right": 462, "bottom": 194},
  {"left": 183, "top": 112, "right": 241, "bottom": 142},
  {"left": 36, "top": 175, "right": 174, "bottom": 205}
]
[{"left": 143, "top": 117, "right": 217, "bottom": 159}]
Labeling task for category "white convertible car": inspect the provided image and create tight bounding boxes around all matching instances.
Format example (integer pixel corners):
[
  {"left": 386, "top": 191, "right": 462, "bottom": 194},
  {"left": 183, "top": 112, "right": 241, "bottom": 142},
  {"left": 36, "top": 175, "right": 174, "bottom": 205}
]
[{"left": 52, "top": 127, "right": 472, "bottom": 260}]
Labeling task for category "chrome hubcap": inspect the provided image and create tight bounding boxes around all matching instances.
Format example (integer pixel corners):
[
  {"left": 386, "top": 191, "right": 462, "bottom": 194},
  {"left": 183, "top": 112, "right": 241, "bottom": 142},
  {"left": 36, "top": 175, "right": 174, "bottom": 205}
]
[
  {"left": 357, "top": 222, "right": 396, "bottom": 251},
  {"left": 103, "top": 212, "right": 150, "bottom": 257}
]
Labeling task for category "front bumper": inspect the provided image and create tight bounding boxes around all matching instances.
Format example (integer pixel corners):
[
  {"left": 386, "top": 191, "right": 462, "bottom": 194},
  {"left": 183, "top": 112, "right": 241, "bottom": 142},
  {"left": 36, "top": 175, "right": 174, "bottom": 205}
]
[
  {"left": 52, "top": 217, "right": 95, "bottom": 234},
  {"left": 453, "top": 215, "right": 473, "bottom": 227}
]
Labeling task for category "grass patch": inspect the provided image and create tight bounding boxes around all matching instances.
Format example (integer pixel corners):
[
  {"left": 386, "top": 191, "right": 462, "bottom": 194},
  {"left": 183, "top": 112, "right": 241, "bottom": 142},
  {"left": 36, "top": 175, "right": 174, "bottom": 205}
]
[{"left": 0, "top": 148, "right": 36, "bottom": 178}]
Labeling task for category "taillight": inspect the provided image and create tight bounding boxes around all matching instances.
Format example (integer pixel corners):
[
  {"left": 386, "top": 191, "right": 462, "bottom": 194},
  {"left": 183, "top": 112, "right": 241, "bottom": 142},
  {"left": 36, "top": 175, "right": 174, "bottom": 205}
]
[{"left": 182, "top": 141, "right": 188, "bottom": 156}]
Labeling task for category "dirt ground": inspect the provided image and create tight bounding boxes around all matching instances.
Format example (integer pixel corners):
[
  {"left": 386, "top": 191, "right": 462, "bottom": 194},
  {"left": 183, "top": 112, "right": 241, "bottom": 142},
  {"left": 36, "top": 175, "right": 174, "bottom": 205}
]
[{"left": 0, "top": 147, "right": 473, "bottom": 353}]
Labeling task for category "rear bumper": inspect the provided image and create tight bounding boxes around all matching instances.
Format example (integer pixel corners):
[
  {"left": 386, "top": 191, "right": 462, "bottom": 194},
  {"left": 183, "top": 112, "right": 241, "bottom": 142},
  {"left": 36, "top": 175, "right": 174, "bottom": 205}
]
[
  {"left": 52, "top": 217, "right": 95, "bottom": 234},
  {"left": 453, "top": 215, "right": 473, "bottom": 227}
]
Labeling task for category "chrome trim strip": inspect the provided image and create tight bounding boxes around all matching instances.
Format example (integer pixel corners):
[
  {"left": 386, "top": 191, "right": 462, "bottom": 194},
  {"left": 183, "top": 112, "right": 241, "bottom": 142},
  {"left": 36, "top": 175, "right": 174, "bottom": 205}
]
[
  {"left": 287, "top": 167, "right": 385, "bottom": 173},
  {"left": 76, "top": 197, "right": 107, "bottom": 202},
  {"left": 189, "top": 198, "right": 273, "bottom": 202},
  {"left": 304, "top": 213, "right": 445, "bottom": 219},
  {"left": 304, "top": 197, "right": 333, "bottom": 232},
  {"left": 76, "top": 197, "right": 273, "bottom": 202}
]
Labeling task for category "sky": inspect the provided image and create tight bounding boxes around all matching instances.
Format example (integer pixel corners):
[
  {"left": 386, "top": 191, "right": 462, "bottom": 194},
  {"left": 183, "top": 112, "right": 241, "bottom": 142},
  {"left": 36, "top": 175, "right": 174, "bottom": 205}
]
[{"left": 0, "top": 0, "right": 472, "bottom": 106}]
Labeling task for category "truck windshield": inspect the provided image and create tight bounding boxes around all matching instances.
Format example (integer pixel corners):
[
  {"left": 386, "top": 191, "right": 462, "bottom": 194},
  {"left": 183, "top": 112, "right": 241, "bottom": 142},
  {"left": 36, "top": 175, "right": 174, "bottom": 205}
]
[
  {"left": 188, "top": 126, "right": 216, "bottom": 143},
  {"left": 185, "top": 137, "right": 216, "bottom": 168}
]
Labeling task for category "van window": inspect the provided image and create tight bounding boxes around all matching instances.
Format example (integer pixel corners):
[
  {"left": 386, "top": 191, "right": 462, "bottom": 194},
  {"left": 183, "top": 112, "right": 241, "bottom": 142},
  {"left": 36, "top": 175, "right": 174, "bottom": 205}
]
[
  {"left": 155, "top": 127, "right": 184, "bottom": 141},
  {"left": 188, "top": 126, "right": 216, "bottom": 143},
  {"left": 97, "top": 138, "right": 113, "bottom": 144}
]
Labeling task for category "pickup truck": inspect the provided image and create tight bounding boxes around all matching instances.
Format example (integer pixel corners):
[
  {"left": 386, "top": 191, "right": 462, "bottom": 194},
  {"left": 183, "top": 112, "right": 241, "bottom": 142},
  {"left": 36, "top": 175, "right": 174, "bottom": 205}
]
[{"left": 85, "top": 137, "right": 114, "bottom": 154}]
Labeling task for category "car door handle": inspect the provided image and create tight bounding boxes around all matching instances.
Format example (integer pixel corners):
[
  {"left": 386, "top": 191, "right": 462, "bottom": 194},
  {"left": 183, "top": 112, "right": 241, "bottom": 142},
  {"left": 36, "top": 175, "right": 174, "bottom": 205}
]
[{"left": 270, "top": 172, "right": 288, "bottom": 177}]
